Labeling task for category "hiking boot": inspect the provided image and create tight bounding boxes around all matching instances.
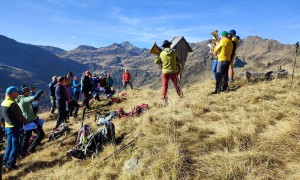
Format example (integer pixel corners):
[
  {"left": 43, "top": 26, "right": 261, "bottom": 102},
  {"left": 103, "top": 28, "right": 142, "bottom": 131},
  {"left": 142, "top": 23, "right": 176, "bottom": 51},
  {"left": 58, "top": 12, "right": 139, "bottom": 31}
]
[
  {"left": 6, "top": 165, "right": 19, "bottom": 171},
  {"left": 162, "top": 98, "right": 168, "bottom": 107},
  {"left": 208, "top": 91, "right": 219, "bottom": 96}
]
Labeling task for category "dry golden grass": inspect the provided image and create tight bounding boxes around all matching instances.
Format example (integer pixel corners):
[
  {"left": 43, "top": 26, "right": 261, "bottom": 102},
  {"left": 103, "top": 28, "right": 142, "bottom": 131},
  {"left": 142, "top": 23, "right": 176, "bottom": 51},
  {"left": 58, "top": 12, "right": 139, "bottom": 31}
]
[{"left": 3, "top": 74, "right": 300, "bottom": 179}]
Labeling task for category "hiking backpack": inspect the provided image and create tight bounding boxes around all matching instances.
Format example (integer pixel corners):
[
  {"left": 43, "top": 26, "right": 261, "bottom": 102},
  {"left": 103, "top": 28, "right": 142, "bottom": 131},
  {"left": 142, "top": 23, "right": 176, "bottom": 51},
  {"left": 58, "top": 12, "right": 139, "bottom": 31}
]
[
  {"left": 100, "top": 121, "right": 116, "bottom": 143},
  {"left": 75, "top": 124, "right": 92, "bottom": 147},
  {"left": 48, "top": 123, "right": 71, "bottom": 141},
  {"left": 67, "top": 122, "right": 116, "bottom": 159},
  {"left": 129, "top": 105, "right": 142, "bottom": 117},
  {"left": 112, "top": 97, "right": 121, "bottom": 104}
]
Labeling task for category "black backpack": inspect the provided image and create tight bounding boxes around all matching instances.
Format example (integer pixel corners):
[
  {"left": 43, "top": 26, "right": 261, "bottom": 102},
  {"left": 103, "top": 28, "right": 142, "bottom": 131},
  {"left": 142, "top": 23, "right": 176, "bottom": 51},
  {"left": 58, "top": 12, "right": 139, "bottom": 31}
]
[
  {"left": 67, "top": 122, "right": 116, "bottom": 159},
  {"left": 48, "top": 123, "right": 71, "bottom": 141}
]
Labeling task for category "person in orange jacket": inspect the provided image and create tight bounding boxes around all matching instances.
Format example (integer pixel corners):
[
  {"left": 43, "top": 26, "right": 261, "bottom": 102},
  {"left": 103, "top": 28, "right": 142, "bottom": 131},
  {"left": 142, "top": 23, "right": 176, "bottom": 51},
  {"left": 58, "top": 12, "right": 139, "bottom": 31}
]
[{"left": 122, "top": 69, "right": 133, "bottom": 90}]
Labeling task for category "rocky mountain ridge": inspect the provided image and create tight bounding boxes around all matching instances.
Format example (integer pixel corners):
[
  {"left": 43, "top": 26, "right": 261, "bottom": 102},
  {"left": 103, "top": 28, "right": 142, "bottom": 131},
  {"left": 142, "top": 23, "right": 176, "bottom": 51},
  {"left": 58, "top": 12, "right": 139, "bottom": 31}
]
[{"left": 1, "top": 34, "right": 298, "bottom": 98}]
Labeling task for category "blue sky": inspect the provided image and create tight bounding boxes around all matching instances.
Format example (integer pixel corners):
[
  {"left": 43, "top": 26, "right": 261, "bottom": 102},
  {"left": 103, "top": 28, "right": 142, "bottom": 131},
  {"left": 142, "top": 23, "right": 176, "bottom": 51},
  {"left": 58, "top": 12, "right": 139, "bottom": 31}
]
[{"left": 0, "top": 0, "right": 299, "bottom": 50}]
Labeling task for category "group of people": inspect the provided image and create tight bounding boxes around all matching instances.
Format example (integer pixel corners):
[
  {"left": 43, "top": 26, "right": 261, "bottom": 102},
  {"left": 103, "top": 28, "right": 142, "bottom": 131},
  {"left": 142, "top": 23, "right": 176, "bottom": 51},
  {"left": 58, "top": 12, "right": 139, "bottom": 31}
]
[
  {"left": 0, "top": 68, "right": 136, "bottom": 171},
  {"left": 209, "top": 29, "right": 240, "bottom": 94},
  {"left": 1, "top": 85, "right": 45, "bottom": 170},
  {"left": 49, "top": 70, "right": 134, "bottom": 129}
]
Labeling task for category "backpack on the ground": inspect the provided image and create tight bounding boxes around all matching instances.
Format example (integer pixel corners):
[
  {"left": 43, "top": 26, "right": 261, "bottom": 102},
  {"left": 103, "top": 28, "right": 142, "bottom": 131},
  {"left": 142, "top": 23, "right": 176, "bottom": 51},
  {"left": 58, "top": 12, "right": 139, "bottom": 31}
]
[
  {"left": 97, "top": 111, "right": 117, "bottom": 126},
  {"left": 99, "top": 121, "right": 116, "bottom": 144},
  {"left": 112, "top": 97, "right": 121, "bottom": 104},
  {"left": 67, "top": 122, "right": 116, "bottom": 160},
  {"left": 117, "top": 107, "right": 128, "bottom": 118},
  {"left": 129, "top": 105, "right": 142, "bottom": 117},
  {"left": 75, "top": 124, "right": 92, "bottom": 147},
  {"left": 48, "top": 123, "right": 71, "bottom": 141}
]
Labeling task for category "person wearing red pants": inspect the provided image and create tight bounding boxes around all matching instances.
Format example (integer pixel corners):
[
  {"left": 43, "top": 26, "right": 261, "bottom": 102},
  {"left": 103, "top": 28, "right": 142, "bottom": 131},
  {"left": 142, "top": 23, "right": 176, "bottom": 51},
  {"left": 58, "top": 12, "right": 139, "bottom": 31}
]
[{"left": 155, "top": 40, "right": 183, "bottom": 106}]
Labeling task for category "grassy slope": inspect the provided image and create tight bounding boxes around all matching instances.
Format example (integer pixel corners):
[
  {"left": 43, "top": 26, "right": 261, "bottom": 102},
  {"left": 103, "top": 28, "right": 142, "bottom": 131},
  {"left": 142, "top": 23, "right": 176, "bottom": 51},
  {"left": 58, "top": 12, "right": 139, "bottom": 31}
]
[{"left": 3, "top": 74, "right": 300, "bottom": 180}]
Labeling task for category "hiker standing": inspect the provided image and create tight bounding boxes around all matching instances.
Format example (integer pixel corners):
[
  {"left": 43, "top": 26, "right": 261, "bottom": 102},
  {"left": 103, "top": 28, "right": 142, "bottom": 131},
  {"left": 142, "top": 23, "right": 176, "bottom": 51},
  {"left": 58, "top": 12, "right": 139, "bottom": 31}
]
[
  {"left": 55, "top": 76, "right": 68, "bottom": 129},
  {"left": 81, "top": 71, "right": 93, "bottom": 109},
  {"left": 65, "top": 77, "right": 79, "bottom": 118},
  {"left": 155, "top": 40, "right": 183, "bottom": 106},
  {"left": 106, "top": 73, "right": 114, "bottom": 88},
  {"left": 72, "top": 76, "right": 81, "bottom": 102},
  {"left": 16, "top": 86, "right": 45, "bottom": 156},
  {"left": 208, "top": 39, "right": 218, "bottom": 80},
  {"left": 98, "top": 75, "right": 106, "bottom": 94},
  {"left": 1, "top": 86, "right": 26, "bottom": 170},
  {"left": 92, "top": 74, "right": 101, "bottom": 101},
  {"left": 213, "top": 31, "right": 233, "bottom": 93},
  {"left": 227, "top": 30, "right": 239, "bottom": 83},
  {"left": 122, "top": 69, "right": 133, "bottom": 90},
  {"left": 49, "top": 76, "right": 57, "bottom": 117}
]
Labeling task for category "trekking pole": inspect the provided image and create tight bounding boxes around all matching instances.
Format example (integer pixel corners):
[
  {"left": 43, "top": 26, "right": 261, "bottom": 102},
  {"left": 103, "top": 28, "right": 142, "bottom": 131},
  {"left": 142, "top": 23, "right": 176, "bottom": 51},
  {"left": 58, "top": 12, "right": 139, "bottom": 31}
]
[
  {"left": 102, "top": 132, "right": 145, "bottom": 161},
  {"left": 291, "top": 42, "right": 299, "bottom": 87}
]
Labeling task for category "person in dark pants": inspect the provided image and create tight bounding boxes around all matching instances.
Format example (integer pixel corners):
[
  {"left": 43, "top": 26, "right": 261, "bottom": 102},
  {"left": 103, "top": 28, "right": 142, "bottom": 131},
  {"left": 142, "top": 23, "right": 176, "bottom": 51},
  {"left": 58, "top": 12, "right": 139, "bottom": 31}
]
[
  {"left": 122, "top": 69, "right": 133, "bottom": 90},
  {"left": 65, "top": 78, "right": 79, "bottom": 118},
  {"left": 1, "top": 86, "right": 27, "bottom": 171},
  {"left": 81, "top": 71, "right": 92, "bottom": 109},
  {"left": 49, "top": 76, "right": 57, "bottom": 117},
  {"left": 16, "top": 86, "right": 45, "bottom": 155},
  {"left": 55, "top": 76, "right": 68, "bottom": 129},
  {"left": 213, "top": 31, "right": 233, "bottom": 94}
]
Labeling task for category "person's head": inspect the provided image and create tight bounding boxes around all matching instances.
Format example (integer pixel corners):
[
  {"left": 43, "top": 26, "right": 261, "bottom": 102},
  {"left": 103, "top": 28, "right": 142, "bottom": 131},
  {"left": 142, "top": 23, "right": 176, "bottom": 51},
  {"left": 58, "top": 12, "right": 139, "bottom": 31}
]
[
  {"left": 124, "top": 69, "right": 128, "bottom": 73},
  {"left": 84, "top": 70, "right": 90, "bottom": 76},
  {"left": 74, "top": 76, "right": 78, "bottom": 81},
  {"left": 21, "top": 86, "right": 31, "bottom": 97},
  {"left": 5, "top": 86, "right": 20, "bottom": 99},
  {"left": 107, "top": 73, "right": 111, "bottom": 77},
  {"left": 221, "top": 31, "right": 228, "bottom": 38},
  {"left": 57, "top": 76, "right": 65, "bottom": 84},
  {"left": 162, "top": 40, "right": 172, "bottom": 48},
  {"left": 228, "top": 29, "right": 236, "bottom": 36},
  {"left": 52, "top": 76, "right": 57, "bottom": 82},
  {"left": 93, "top": 74, "right": 97, "bottom": 77},
  {"left": 64, "top": 77, "right": 71, "bottom": 86},
  {"left": 67, "top": 72, "right": 73, "bottom": 79}
]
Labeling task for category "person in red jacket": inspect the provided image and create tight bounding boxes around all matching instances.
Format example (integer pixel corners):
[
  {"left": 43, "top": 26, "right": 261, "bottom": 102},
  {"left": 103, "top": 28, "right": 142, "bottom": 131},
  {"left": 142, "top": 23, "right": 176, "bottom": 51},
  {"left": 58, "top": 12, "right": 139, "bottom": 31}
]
[{"left": 122, "top": 69, "right": 133, "bottom": 90}]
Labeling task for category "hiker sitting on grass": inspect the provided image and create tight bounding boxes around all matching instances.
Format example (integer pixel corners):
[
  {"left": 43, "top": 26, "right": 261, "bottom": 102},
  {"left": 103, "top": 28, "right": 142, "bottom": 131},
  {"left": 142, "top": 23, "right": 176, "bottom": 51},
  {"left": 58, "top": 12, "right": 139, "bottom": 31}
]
[{"left": 16, "top": 86, "right": 45, "bottom": 156}]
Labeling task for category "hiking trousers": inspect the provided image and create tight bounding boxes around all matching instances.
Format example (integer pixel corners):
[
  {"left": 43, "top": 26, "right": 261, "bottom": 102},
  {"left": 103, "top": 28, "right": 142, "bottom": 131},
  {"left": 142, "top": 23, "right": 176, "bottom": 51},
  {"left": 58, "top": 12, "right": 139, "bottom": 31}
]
[
  {"left": 215, "top": 61, "right": 230, "bottom": 93},
  {"left": 56, "top": 105, "right": 67, "bottom": 129},
  {"left": 123, "top": 81, "right": 133, "bottom": 90},
  {"left": 21, "top": 121, "right": 45, "bottom": 153},
  {"left": 4, "top": 127, "right": 23, "bottom": 169},
  {"left": 50, "top": 96, "right": 56, "bottom": 114},
  {"left": 69, "top": 99, "right": 79, "bottom": 117},
  {"left": 161, "top": 73, "right": 183, "bottom": 99}
]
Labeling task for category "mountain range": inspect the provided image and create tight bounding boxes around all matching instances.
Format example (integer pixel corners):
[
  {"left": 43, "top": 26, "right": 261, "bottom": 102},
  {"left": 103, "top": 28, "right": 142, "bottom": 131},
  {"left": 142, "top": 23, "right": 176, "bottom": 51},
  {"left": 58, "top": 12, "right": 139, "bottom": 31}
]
[{"left": 0, "top": 34, "right": 299, "bottom": 100}]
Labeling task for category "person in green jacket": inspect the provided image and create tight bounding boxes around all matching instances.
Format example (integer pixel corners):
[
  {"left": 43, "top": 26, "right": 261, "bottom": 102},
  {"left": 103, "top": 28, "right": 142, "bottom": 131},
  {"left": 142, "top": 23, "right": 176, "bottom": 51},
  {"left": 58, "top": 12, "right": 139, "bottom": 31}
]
[
  {"left": 155, "top": 40, "right": 183, "bottom": 106},
  {"left": 16, "top": 86, "right": 45, "bottom": 156}
]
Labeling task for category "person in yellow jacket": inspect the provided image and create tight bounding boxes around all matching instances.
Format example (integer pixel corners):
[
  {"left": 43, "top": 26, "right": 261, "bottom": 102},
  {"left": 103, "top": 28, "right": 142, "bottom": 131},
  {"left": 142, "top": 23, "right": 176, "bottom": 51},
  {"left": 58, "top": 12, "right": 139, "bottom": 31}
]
[
  {"left": 155, "top": 40, "right": 183, "bottom": 106},
  {"left": 1, "top": 86, "right": 27, "bottom": 170},
  {"left": 213, "top": 31, "right": 233, "bottom": 94},
  {"left": 227, "top": 29, "right": 239, "bottom": 83}
]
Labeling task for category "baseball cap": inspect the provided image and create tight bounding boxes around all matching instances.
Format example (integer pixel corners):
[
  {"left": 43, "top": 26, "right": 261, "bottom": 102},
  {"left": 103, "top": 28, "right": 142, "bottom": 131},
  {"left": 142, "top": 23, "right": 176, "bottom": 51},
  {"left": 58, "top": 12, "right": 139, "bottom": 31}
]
[{"left": 5, "top": 86, "right": 20, "bottom": 94}]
